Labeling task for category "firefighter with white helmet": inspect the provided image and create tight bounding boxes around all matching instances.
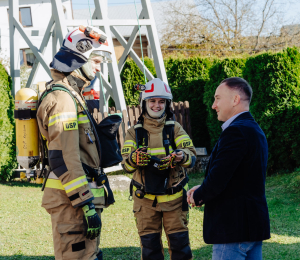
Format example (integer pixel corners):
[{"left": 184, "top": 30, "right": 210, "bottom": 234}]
[
  {"left": 37, "top": 26, "right": 114, "bottom": 260},
  {"left": 121, "top": 78, "right": 197, "bottom": 259}
]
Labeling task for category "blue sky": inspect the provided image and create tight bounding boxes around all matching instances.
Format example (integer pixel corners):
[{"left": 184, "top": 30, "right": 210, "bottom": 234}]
[{"left": 71, "top": 0, "right": 300, "bottom": 26}]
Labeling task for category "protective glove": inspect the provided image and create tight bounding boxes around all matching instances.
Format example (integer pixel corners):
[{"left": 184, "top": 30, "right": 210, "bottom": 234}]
[
  {"left": 82, "top": 202, "right": 101, "bottom": 240},
  {"left": 130, "top": 147, "right": 151, "bottom": 166},
  {"left": 158, "top": 153, "right": 177, "bottom": 170}
]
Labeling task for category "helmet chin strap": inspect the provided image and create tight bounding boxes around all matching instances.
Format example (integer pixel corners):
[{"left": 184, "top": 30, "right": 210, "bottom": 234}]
[{"left": 146, "top": 100, "right": 165, "bottom": 118}]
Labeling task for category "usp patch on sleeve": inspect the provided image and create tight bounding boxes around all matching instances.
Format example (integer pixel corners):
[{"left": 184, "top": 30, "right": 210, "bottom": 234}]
[
  {"left": 63, "top": 121, "right": 78, "bottom": 131},
  {"left": 121, "top": 147, "right": 131, "bottom": 155},
  {"left": 182, "top": 139, "right": 193, "bottom": 148}
]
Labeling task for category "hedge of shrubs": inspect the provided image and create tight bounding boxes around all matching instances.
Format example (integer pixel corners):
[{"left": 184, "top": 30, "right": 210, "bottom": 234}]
[
  {"left": 121, "top": 47, "right": 300, "bottom": 174},
  {"left": 0, "top": 64, "right": 17, "bottom": 181}
]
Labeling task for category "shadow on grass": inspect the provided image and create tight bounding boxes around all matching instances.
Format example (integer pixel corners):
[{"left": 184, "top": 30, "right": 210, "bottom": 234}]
[
  {"left": 0, "top": 242, "right": 299, "bottom": 260},
  {"left": 0, "top": 257, "right": 54, "bottom": 260}
]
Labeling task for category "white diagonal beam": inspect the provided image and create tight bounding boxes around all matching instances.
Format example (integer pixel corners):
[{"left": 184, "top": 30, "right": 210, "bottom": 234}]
[
  {"left": 26, "top": 16, "right": 55, "bottom": 88},
  {"left": 13, "top": 18, "right": 51, "bottom": 78},
  {"left": 111, "top": 26, "right": 154, "bottom": 80},
  {"left": 116, "top": 8, "right": 147, "bottom": 72},
  {"left": 51, "top": 0, "right": 68, "bottom": 44},
  {"left": 66, "top": 19, "right": 152, "bottom": 27}
]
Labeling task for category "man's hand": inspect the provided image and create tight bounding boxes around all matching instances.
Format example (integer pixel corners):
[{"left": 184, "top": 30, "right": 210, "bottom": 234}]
[
  {"left": 82, "top": 202, "right": 101, "bottom": 240},
  {"left": 174, "top": 150, "right": 184, "bottom": 162},
  {"left": 187, "top": 185, "right": 201, "bottom": 207}
]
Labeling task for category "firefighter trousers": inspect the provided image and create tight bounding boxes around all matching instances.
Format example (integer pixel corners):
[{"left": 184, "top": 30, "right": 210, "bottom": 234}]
[
  {"left": 133, "top": 203, "right": 193, "bottom": 260},
  {"left": 46, "top": 203, "right": 103, "bottom": 260}
]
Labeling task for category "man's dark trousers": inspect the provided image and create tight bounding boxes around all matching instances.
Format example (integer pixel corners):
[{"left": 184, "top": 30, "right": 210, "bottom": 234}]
[{"left": 193, "top": 112, "right": 270, "bottom": 246}]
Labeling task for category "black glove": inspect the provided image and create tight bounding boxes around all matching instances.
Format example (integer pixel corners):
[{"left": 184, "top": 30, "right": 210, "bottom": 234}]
[{"left": 82, "top": 202, "right": 101, "bottom": 240}]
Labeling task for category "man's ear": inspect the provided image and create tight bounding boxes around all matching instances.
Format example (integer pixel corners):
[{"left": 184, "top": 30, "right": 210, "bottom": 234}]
[{"left": 233, "top": 94, "right": 241, "bottom": 106}]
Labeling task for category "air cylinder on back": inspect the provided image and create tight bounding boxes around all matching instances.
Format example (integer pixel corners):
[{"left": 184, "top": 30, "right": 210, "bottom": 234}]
[{"left": 14, "top": 88, "right": 39, "bottom": 179}]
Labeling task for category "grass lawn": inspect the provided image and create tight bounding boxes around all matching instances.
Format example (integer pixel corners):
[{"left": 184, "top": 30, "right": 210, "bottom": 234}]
[{"left": 0, "top": 170, "right": 300, "bottom": 260}]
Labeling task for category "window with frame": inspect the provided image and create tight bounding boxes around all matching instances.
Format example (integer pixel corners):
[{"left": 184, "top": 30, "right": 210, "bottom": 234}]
[
  {"left": 7, "top": 7, "right": 33, "bottom": 27},
  {"left": 20, "top": 49, "right": 36, "bottom": 67}
]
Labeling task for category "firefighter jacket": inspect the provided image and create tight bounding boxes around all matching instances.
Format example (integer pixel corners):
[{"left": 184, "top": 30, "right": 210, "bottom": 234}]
[
  {"left": 37, "top": 69, "right": 105, "bottom": 210},
  {"left": 121, "top": 114, "right": 196, "bottom": 211}
]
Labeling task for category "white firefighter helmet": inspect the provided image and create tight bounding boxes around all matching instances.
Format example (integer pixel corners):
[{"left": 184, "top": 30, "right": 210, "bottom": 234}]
[
  {"left": 141, "top": 78, "right": 173, "bottom": 103},
  {"left": 50, "top": 26, "right": 113, "bottom": 75},
  {"left": 139, "top": 78, "right": 173, "bottom": 119}
]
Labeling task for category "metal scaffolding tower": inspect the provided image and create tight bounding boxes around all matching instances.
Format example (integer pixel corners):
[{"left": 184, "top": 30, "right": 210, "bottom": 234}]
[{"left": 9, "top": 0, "right": 167, "bottom": 113}]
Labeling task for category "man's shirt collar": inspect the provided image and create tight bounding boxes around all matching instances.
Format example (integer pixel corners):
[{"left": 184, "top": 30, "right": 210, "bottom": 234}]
[{"left": 221, "top": 111, "right": 248, "bottom": 131}]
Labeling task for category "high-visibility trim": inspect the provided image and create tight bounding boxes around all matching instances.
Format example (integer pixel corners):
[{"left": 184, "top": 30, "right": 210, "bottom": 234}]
[
  {"left": 78, "top": 114, "right": 89, "bottom": 124},
  {"left": 175, "top": 135, "right": 191, "bottom": 146},
  {"left": 182, "top": 155, "right": 192, "bottom": 166},
  {"left": 165, "top": 121, "right": 175, "bottom": 125},
  {"left": 134, "top": 124, "right": 143, "bottom": 129},
  {"left": 123, "top": 140, "right": 137, "bottom": 149},
  {"left": 48, "top": 112, "right": 77, "bottom": 126},
  {"left": 63, "top": 176, "right": 88, "bottom": 193},
  {"left": 91, "top": 188, "right": 105, "bottom": 198},
  {"left": 45, "top": 179, "right": 64, "bottom": 190},
  {"left": 121, "top": 147, "right": 131, "bottom": 155},
  {"left": 147, "top": 146, "right": 174, "bottom": 156},
  {"left": 125, "top": 161, "right": 136, "bottom": 172},
  {"left": 132, "top": 183, "right": 188, "bottom": 202}
]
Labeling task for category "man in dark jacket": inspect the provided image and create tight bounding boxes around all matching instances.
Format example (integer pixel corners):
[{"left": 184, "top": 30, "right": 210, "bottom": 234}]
[{"left": 188, "top": 77, "right": 270, "bottom": 260}]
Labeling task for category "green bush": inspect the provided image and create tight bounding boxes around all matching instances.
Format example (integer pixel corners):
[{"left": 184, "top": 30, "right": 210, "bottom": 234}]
[
  {"left": 203, "top": 58, "right": 246, "bottom": 150},
  {"left": 244, "top": 47, "right": 300, "bottom": 173},
  {"left": 0, "top": 64, "right": 17, "bottom": 181},
  {"left": 120, "top": 57, "right": 156, "bottom": 106},
  {"left": 166, "top": 56, "right": 213, "bottom": 148}
]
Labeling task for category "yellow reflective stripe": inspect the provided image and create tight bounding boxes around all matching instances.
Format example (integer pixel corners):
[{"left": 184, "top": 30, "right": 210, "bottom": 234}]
[
  {"left": 147, "top": 146, "right": 174, "bottom": 155},
  {"left": 124, "top": 140, "right": 137, "bottom": 149},
  {"left": 175, "top": 135, "right": 190, "bottom": 146},
  {"left": 45, "top": 179, "right": 64, "bottom": 190},
  {"left": 63, "top": 176, "right": 88, "bottom": 193},
  {"left": 182, "top": 155, "right": 192, "bottom": 166},
  {"left": 48, "top": 112, "right": 77, "bottom": 126},
  {"left": 78, "top": 114, "right": 89, "bottom": 124},
  {"left": 91, "top": 188, "right": 105, "bottom": 198},
  {"left": 125, "top": 161, "right": 136, "bottom": 172},
  {"left": 132, "top": 183, "right": 188, "bottom": 202},
  {"left": 148, "top": 148, "right": 165, "bottom": 155}
]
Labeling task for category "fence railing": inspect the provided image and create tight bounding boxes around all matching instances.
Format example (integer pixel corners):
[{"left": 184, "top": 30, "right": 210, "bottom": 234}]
[{"left": 91, "top": 101, "right": 192, "bottom": 148}]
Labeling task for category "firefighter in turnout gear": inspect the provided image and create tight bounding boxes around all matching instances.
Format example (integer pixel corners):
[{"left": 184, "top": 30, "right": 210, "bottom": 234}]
[
  {"left": 37, "top": 26, "right": 114, "bottom": 260},
  {"left": 121, "top": 78, "right": 197, "bottom": 260}
]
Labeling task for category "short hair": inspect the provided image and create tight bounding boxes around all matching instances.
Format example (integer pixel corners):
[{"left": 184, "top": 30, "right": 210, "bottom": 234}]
[{"left": 221, "top": 77, "right": 253, "bottom": 103}]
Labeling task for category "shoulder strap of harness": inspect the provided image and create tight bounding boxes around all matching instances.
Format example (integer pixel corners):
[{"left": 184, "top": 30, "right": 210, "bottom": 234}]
[{"left": 134, "top": 119, "right": 176, "bottom": 155}]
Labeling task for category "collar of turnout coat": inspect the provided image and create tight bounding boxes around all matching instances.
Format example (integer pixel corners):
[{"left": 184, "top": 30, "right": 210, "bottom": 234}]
[
  {"left": 50, "top": 69, "right": 91, "bottom": 94},
  {"left": 142, "top": 113, "right": 167, "bottom": 134}
]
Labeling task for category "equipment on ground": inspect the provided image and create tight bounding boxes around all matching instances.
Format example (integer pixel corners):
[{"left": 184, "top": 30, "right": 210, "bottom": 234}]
[
  {"left": 14, "top": 88, "right": 40, "bottom": 181},
  {"left": 82, "top": 202, "right": 102, "bottom": 240}
]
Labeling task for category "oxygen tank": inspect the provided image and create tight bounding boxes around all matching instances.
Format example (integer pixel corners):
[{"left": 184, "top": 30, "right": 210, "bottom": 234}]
[{"left": 14, "top": 88, "right": 39, "bottom": 180}]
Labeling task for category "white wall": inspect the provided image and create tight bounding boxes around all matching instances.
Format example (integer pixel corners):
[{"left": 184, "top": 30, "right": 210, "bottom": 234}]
[{"left": 0, "top": 0, "right": 72, "bottom": 85}]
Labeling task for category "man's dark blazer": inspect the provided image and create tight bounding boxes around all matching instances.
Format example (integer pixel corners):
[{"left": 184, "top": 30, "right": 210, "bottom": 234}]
[{"left": 193, "top": 112, "right": 270, "bottom": 244}]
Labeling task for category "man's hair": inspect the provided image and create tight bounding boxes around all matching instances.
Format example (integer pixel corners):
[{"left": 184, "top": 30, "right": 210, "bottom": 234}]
[{"left": 221, "top": 77, "right": 253, "bottom": 103}]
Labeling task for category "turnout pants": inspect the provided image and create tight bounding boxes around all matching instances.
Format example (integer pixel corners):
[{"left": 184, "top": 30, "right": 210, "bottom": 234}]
[
  {"left": 134, "top": 202, "right": 192, "bottom": 260},
  {"left": 46, "top": 204, "right": 102, "bottom": 260}
]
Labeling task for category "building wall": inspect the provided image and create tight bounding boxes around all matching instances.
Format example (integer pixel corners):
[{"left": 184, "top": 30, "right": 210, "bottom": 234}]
[{"left": 0, "top": 0, "right": 72, "bottom": 85}]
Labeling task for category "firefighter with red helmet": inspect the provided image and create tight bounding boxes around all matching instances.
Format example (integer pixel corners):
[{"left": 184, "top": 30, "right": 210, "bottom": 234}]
[
  {"left": 121, "top": 78, "right": 196, "bottom": 260},
  {"left": 37, "top": 26, "right": 114, "bottom": 260}
]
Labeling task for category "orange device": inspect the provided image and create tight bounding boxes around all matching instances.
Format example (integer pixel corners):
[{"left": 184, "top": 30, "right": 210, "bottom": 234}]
[{"left": 79, "top": 25, "right": 107, "bottom": 44}]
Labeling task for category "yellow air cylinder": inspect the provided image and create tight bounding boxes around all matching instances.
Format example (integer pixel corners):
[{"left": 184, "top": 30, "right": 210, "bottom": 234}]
[{"left": 15, "top": 88, "right": 39, "bottom": 172}]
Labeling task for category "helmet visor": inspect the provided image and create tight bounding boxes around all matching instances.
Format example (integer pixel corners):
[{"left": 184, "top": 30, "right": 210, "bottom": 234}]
[{"left": 90, "top": 50, "right": 112, "bottom": 63}]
